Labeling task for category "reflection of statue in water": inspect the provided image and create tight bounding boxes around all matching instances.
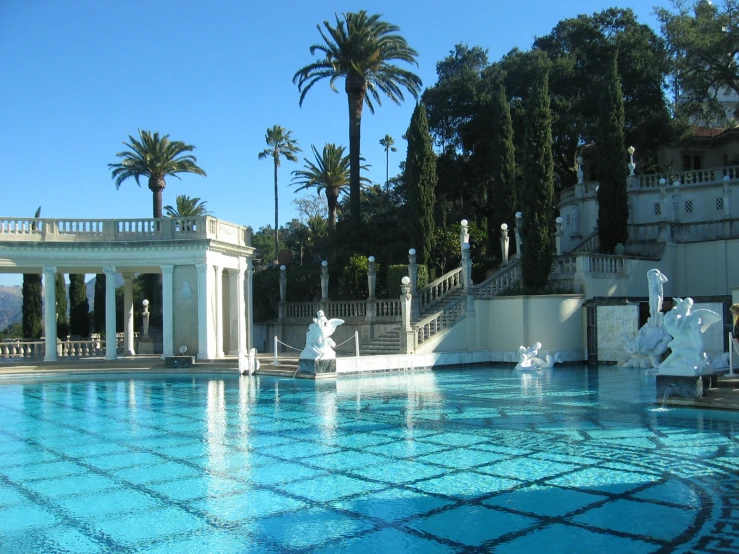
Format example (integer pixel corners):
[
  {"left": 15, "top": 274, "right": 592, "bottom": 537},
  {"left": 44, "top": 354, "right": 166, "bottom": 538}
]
[
  {"left": 623, "top": 269, "right": 672, "bottom": 369},
  {"left": 299, "top": 310, "right": 345, "bottom": 360},
  {"left": 656, "top": 297, "right": 721, "bottom": 376},
  {"left": 515, "top": 343, "right": 562, "bottom": 370}
]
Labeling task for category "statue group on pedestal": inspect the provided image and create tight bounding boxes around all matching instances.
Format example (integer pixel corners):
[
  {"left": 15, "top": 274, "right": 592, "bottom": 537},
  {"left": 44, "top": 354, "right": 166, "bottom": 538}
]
[
  {"left": 515, "top": 342, "right": 562, "bottom": 370},
  {"left": 299, "top": 310, "right": 344, "bottom": 360}
]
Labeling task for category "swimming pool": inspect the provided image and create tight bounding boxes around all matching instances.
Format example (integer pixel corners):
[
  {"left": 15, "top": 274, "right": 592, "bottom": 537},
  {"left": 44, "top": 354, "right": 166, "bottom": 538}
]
[{"left": 0, "top": 367, "right": 737, "bottom": 553}]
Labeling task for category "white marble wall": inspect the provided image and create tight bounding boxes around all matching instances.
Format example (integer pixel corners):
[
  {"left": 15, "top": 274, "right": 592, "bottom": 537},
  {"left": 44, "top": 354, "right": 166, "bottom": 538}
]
[{"left": 597, "top": 305, "right": 639, "bottom": 363}]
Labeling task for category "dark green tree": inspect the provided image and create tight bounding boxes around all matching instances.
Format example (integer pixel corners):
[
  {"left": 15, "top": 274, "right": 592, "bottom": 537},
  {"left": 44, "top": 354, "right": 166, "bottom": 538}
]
[
  {"left": 93, "top": 274, "right": 105, "bottom": 334},
  {"left": 489, "top": 84, "right": 517, "bottom": 257},
  {"left": 294, "top": 11, "right": 422, "bottom": 229},
  {"left": 597, "top": 54, "right": 630, "bottom": 253},
  {"left": 521, "top": 64, "right": 555, "bottom": 289},
  {"left": 405, "top": 102, "right": 437, "bottom": 266},
  {"left": 68, "top": 274, "right": 89, "bottom": 337},
  {"left": 164, "top": 195, "right": 211, "bottom": 217},
  {"left": 657, "top": 0, "right": 739, "bottom": 124},
  {"left": 22, "top": 207, "right": 43, "bottom": 339},
  {"left": 55, "top": 273, "right": 69, "bottom": 338},
  {"left": 258, "top": 125, "right": 301, "bottom": 265},
  {"left": 22, "top": 274, "right": 42, "bottom": 339}
]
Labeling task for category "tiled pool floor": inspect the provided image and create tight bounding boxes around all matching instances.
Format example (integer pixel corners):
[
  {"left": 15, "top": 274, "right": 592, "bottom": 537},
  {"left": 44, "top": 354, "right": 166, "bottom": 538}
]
[{"left": 1, "top": 367, "right": 738, "bottom": 552}]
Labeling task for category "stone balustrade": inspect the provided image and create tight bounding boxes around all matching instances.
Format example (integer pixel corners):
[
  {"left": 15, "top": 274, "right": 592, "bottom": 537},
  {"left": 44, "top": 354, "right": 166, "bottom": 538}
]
[
  {"left": 638, "top": 165, "right": 738, "bottom": 189},
  {"left": 0, "top": 216, "right": 251, "bottom": 247},
  {"left": 414, "top": 296, "right": 466, "bottom": 346},
  {"left": 418, "top": 267, "right": 463, "bottom": 311},
  {"left": 0, "top": 333, "right": 139, "bottom": 360},
  {"left": 284, "top": 299, "right": 401, "bottom": 321},
  {"left": 0, "top": 340, "right": 44, "bottom": 359},
  {"left": 475, "top": 260, "right": 522, "bottom": 298},
  {"left": 373, "top": 299, "right": 401, "bottom": 318}
]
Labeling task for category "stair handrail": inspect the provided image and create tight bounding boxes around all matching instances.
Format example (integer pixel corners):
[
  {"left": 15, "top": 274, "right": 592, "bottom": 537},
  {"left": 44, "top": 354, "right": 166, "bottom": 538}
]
[
  {"left": 566, "top": 230, "right": 600, "bottom": 254},
  {"left": 474, "top": 259, "right": 522, "bottom": 298},
  {"left": 416, "top": 266, "right": 464, "bottom": 312},
  {"left": 412, "top": 295, "right": 466, "bottom": 346}
]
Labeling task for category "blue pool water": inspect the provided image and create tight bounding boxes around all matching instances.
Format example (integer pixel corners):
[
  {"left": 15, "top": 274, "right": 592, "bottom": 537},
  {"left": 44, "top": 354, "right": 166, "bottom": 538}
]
[{"left": 1, "top": 367, "right": 738, "bottom": 553}]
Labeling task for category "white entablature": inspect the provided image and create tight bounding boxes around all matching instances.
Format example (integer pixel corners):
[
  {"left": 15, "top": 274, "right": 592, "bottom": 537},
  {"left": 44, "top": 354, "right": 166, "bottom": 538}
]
[{"left": 0, "top": 216, "right": 255, "bottom": 364}]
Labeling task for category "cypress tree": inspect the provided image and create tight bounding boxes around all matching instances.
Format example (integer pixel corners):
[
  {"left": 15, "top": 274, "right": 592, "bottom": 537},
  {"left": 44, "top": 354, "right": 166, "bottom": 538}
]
[
  {"left": 521, "top": 66, "right": 555, "bottom": 289},
  {"left": 69, "top": 274, "right": 89, "bottom": 337},
  {"left": 22, "top": 274, "right": 43, "bottom": 339},
  {"left": 55, "top": 273, "right": 69, "bottom": 338},
  {"left": 22, "top": 206, "right": 43, "bottom": 339},
  {"left": 488, "top": 84, "right": 517, "bottom": 257},
  {"left": 596, "top": 53, "right": 629, "bottom": 253},
  {"left": 405, "top": 102, "right": 437, "bottom": 266},
  {"left": 93, "top": 273, "right": 105, "bottom": 334}
]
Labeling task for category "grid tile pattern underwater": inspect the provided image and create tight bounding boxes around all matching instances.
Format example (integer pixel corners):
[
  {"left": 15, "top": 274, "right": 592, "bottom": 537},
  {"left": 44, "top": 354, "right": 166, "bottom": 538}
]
[{"left": 1, "top": 367, "right": 739, "bottom": 553}]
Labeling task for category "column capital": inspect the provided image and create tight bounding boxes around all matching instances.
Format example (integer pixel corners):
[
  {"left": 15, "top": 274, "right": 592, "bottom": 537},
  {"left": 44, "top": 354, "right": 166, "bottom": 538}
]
[
  {"left": 161, "top": 264, "right": 174, "bottom": 275},
  {"left": 214, "top": 265, "right": 224, "bottom": 276},
  {"left": 42, "top": 265, "right": 57, "bottom": 275},
  {"left": 103, "top": 265, "right": 117, "bottom": 276},
  {"left": 122, "top": 272, "right": 135, "bottom": 282},
  {"left": 196, "top": 263, "right": 209, "bottom": 275},
  {"left": 226, "top": 267, "right": 239, "bottom": 277}
]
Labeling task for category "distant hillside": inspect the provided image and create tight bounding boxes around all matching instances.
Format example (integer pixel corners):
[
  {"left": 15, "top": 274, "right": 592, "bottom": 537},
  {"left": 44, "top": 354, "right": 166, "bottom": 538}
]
[{"left": 0, "top": 286, "right": 22, "bottom": 331}]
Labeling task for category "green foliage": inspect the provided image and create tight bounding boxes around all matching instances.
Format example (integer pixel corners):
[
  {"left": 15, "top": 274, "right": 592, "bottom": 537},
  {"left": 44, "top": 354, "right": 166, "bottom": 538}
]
[
  {"left": 657, "top": 0, "right": 739, "bottom": 124},
  {"left": 430, "top": 226, "right": 460, "bottom": 275},
  {"left": 93, "top": 274, "right": 106, "bottom": 334},
  {"left": 291, "top": 144, "right": 369, "bottom": 231},
  {"left": 55, "top": 273, "right": 69, "bottom": 338},
  {"left": 68, "top": 274, "right": 89, "bottom": 337},
  {"left": 339, "top": 255, "right": 373, "bottom": 299},
  {"left": 109, "top": 130, "right": 207, "bottom": 218},
  {"left": 294, "top": 10, "right": 422, "bottom": 229},
  {"left": 252, "top": 266, "right": 322, "bottom": 322},
  {"left": 385, "top": 264, "right": 427, "bottom": 298},
  {"left": 521, "top": 65, "right": 555, "bottom": 289},
  {"left": 259, "top": 125, "right": 301, "bottom": 266},
  {"left": 0, "top": 322, "right": 23, "bottom": 339},
  {"left": 488, "top": 85, "right": 517, "bottom": 255},
  {"left": 164, "top": 195, "right": 211, "bottom": 217},
  {"left": 405, "top": 102, "right": 437, "bottom": 265},
  {"left": 22, "top": 274, "right": 42, "bottom": 339},
  {"left": 379, "top": 134, "right": 398, "bottom": 191},
  {"left": 597, "top": 54, "right": 630, "bottom": 254}
]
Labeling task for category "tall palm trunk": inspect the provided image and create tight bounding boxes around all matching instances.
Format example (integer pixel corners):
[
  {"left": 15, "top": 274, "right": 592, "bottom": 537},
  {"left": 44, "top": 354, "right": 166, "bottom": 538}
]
[
  {"left": 346, "top": 78, "right": 366, "bottom": 229},
  {"left": 148, "top": 175, "right": 166, "bottom": 219},
  {"left": 326, "top": 188, "right": 339, "bottom": 231},
  {"left": 273, "top": 159, "right": 279, "bottom": 265},
  {"left": 385, "top": 148, "right": 390, "bottom": 194}
]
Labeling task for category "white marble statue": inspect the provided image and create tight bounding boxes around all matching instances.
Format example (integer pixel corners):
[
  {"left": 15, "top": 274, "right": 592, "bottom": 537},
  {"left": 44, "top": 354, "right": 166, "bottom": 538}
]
[
  {"left": 299, "top": 310, "right": 344, "bottom": 360},
  {"left": 532, "top": 353, "right": 563, "bottom": 369},
  {"left": 655, "top": 297, "right": 722, "bottom": 376},
  {"left": 623, "top": 269, "right": 672, "bottom": 369},
  {"left": 515, "top": 343, "right": 562, "bottom": 370},
  {"left": 647, "top": 269, "right": 668, "bottom": 327}
]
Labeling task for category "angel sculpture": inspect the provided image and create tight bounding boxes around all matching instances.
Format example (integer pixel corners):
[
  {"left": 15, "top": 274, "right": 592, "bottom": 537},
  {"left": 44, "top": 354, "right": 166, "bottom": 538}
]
[
  {"left": 657, "top": 297, "right": 721, "bottom": 376},
  {"left": 515, "top": 342, "right": 542, "bottom": 370},
  {"left": 299, "top": 310, "right": 345, "bottom": 360}
]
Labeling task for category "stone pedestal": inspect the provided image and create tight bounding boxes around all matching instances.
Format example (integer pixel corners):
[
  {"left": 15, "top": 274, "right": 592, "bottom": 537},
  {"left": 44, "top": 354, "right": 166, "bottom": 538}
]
[
  {"left": 164, "top": 356, "right": 195, "bottom": 368},
  {"left": 656, "top": 375, "right": 704, "bottom": 400},
  {"left": 296, "top": 358, "right": 336, "bottom": 378},
  {"left": 137, "top": 337, "right": 156, "bottom": 355}
]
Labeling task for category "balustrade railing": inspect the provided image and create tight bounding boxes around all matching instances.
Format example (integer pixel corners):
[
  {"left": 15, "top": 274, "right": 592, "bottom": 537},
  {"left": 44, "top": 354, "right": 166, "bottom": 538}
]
[
  {"left": 583, "top": 254, "right": 625, "bottom": 275},
  {"left": 550, "top": 255, "right": 577, "bottom": 276},
  {"left": 374, "top": 299, "right": 401, "bottom": 318},
  {"left": 285, "top": 302, "right": 320, "bottom": 319},
  {"left": 60, "top": 340, "right": 103, "bottom": 357},
  {"left": 0, "top": 341, "right": 44, "bottom": 359},
  {"left": 569, "top": 231, "right": 600, "bottom": 254},
  {"left": 475, "top": 260, "right": 522, "bottom": 298},
  {"left": 637, "top": 165, "right": 738, "bottom": 189},
  {"left": 0, "top": 216, "right": 251, "bottom": 246},
  {"left": 418, "top": 267, "right": 463, "bottom": 311},
  {"left": 414, "top": 296, "right": 466, "bottom": 346},
  {"left": 324, "top": 301, "right": 366, "bottom": 319}
]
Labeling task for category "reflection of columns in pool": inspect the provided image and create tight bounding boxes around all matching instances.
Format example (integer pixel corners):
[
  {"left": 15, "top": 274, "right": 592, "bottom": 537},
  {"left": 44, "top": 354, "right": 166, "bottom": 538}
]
[
  {"left": 161, "top": 265, "right": 174, "bottom": 358},
  {"left": 206, "top": 379, "right": 226, "bottom": 474},
  {"left": 215, "top": 265, "right": 224, "bottom": 358},
  {"left": 122, "top": 273, "right": 135, "bottom": 355},
  {"left": 43, "top": 265, "right": 57, "bottom": 362},
  {"left": 104, "top": 265, "right": 117, "bottom": 360}
]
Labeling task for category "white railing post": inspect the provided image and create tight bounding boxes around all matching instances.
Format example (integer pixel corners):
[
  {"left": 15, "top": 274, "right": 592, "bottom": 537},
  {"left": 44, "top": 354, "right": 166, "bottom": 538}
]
[
  {"left": 355, "top": 331, "right": 360, "bottom": 357},
  {"left": 730, "top": 332, "right": 735, "bottom": 376},
  {"left": 271, "top": 335, "right": 280, "bottom": 365}
]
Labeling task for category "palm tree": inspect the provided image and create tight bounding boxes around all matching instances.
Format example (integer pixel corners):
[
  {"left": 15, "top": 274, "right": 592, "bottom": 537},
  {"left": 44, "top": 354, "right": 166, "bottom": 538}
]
[
  {"left": 291, "top": 143, "right": 369, "bottom": 231},
  {"left": 379, "top": 134, "right": 397, "bottom": 193},
  {"left": 258, "top": 125, "right": 301, "bottom": 266},
  {"left": 164, "top": 195, "right": 211, "bottom": 217},
  {"left": 109, "top": 130, "right": 206, "bottom": 219},
  {"left": 293, "top": 11, "right": 422, "bottom": 228}
]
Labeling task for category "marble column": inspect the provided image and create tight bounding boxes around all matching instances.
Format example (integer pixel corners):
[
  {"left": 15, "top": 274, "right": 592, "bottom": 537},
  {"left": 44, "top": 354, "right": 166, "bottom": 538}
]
[
  {"left": 104, "top": 265, "right": 117, "bottom": 360},
  {"left": 227, "top": 268, "right": 239, "bottom": 355},
  {"left": 214, "top": 265, "right": 224, "bottom": 358},
  {"left": 161, "top": 265, "right": 174, "bottom": 358},
  {"left": 196, "top": 263, "right": 214, "bottom": 360},
  {"left": 122, "top": 273, "right": 135, "bottom": 355},
  {"left": 245, "top": 258, "right": 254, "bottom": 352},
  {"left": 42, "top": 265, "right": 57, "bottom": 362},
  {"left": 237, "top": 258, "right": 247, "bottom": 354}
]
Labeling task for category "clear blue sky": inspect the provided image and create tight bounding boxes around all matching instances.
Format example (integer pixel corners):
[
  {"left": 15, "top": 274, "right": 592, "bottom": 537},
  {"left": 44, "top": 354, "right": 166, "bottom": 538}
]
[{"left": 0, "top": 0, "right": 666, "bottom": 286}]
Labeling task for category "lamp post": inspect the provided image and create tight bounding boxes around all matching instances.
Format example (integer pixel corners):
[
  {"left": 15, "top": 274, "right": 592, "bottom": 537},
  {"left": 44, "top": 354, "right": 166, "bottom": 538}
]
[
  {"left": 500, "top": 223, "right": 509, "bottom": 265},
  {"left": 627, "top": 146, "right": 636, "bottom": 176}
]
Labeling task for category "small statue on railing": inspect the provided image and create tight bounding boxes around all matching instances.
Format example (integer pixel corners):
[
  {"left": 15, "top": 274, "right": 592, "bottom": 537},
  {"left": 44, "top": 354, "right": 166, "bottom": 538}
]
[{"left": 299, "top": 310, "right": 344, "bottom": 361}]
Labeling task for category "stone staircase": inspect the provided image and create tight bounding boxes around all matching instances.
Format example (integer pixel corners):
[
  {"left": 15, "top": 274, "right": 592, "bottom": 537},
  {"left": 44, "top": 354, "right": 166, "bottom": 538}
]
[{"left": 359, "top": 328, "right": 401, "bottom": 355}]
